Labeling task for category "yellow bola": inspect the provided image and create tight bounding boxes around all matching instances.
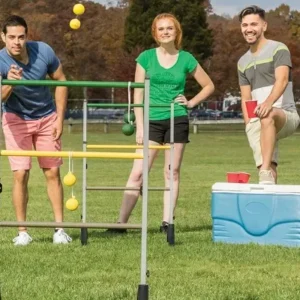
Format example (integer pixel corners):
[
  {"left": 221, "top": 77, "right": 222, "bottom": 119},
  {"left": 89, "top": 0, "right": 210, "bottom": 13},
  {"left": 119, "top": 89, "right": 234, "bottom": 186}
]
[
  {"left": 66, "top": 196, "right": 79, "bottom": 211},
  {"left": 63, "top": 171, "right": 77, "bottom": 186},
  {"left": 69, "top": 18, "right": 81, "bottom": 30},
  {"left": 73, "top": 3, "right": 85, "bottom": 15}
]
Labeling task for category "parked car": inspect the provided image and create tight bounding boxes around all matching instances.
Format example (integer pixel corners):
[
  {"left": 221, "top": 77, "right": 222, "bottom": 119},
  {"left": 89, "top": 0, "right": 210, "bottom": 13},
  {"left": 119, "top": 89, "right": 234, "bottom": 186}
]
[
  {"left": 222, "top": 111, "right": 239, "bottom": 119},
  {"left": 189, "top": 109, "right": 209, "bottom": 119},
  {"left": 206, "top": 109, "right": 222, "bottom": 119}
]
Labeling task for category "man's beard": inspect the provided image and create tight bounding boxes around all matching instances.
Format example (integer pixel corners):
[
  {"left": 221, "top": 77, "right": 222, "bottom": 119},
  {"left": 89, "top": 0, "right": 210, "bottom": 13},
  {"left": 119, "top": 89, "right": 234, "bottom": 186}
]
[{"left": 245, "top": 32, "right": 262, "bottom": 45}]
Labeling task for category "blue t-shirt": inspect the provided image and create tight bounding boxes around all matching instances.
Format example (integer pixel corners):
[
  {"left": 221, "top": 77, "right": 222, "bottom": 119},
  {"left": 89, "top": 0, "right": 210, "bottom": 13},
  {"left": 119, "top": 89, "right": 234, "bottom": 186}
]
[{"left": 0, "top": 41, "right": 60, "bottom": 120}]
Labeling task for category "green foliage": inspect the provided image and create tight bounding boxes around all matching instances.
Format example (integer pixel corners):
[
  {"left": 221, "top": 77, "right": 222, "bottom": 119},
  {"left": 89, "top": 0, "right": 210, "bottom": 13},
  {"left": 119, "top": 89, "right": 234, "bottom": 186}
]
[
  {"left": 124, "top": 0, "right": 213, "bottom": 63},
  {"left": 207, "top": 4, "right": 300, "bottom": 100},
  {"left": 0, "top": 0, "right": 128, "bottom": 101}
]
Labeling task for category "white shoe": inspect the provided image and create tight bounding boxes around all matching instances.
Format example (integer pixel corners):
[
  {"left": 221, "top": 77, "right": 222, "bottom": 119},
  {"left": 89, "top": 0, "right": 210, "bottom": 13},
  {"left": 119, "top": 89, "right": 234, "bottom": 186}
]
[
  {"left": 53, "top": 229, "right": 72, "bottom": 244},
  {"left": 13, "top": 232, "right": 33, "bottom": 246},
  {"left": 259, "top": 170, "right": 275, "bottom": 185}
]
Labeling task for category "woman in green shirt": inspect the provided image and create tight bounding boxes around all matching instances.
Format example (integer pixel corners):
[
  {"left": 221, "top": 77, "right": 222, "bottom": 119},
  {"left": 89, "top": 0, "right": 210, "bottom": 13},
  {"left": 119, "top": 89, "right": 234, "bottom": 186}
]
[{"left": 115, "top": 13, "right": 214, "bottom": 232}]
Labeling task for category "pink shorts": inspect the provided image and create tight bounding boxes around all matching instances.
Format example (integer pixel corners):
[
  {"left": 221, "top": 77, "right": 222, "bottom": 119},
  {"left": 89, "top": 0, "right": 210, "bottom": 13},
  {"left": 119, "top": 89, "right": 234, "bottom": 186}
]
[{"left": 2, "top": 112, "right": 63, "bottom": 171}]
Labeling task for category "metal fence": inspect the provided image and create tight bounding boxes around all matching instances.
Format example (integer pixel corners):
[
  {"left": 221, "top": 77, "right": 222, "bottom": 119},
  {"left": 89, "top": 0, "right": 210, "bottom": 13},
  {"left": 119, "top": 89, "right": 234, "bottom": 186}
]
[{"left": 65, "top": 100, "right": 243, "bottom": 121}]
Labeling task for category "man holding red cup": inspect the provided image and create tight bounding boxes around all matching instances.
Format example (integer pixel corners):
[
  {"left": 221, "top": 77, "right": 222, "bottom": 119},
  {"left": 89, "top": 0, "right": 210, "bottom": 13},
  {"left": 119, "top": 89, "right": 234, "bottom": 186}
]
[{"left": 237, "top": 6, "right": 300, "bottom": 184}]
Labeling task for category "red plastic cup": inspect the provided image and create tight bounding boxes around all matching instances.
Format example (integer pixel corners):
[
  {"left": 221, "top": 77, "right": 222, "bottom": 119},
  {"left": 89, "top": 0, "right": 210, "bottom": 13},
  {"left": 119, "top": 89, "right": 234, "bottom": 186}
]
[
  {"left": 245, "top": 100, "right": 258, "bottom": 118},
  {"left": 227, "top": 172, "right": 239, "bottom": 183},
  {"left": 227, "top": 172, "right": 251, "bottom": 183},
  {"left": 238, "top": 172, "right": 251, "bottom": 183}
]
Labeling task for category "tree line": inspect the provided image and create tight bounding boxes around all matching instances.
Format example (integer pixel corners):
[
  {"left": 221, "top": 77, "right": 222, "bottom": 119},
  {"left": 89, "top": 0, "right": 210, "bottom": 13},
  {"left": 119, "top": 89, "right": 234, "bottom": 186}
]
[{"left": 0, "top": 1, "right": 300, "bottom": 106}]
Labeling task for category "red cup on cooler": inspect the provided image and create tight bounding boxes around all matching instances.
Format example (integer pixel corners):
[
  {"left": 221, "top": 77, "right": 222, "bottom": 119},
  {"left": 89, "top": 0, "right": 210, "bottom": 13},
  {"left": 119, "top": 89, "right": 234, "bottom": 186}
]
[
  {"left": 227, "top": 172, "right": 239, "bottom": 183},
  {"left": 227, "top": 172, "right": 251, "bottom": 183},
  {"left": 245, "top": 100, "right": 258, "bottom": 118},
  {"left": 238, "top": 172, "right": 251, "bottom": 183}
]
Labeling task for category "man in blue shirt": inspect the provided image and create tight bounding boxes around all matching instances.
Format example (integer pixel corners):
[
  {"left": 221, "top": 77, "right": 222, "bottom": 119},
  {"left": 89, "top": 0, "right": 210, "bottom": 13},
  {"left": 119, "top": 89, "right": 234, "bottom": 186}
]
[{"left": 0, "top": 15, "right": 72, "bottom": 245}]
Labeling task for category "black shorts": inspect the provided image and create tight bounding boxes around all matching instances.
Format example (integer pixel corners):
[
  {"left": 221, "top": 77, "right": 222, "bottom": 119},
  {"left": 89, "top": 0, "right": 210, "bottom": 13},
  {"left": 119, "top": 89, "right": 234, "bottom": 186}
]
[{"left": 149, "top": 116, "right": 189, "bottom": 144}]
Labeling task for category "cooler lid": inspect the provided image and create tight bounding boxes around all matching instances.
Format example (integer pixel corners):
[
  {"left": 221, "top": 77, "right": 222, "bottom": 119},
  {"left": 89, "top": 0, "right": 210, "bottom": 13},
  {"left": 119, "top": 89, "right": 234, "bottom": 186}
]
[{"left": 212, "top": 182, "right": 300, "bottom": 194}]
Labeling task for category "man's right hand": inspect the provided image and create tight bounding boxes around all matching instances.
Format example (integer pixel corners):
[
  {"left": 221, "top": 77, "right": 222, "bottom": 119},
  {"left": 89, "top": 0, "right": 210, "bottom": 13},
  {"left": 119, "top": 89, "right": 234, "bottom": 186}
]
[
  {"left": 1, "top": 65, "right": 23, "bottom": 101},
  {"left": 7, "top": 65, "right": 23, "bottom": 80}
]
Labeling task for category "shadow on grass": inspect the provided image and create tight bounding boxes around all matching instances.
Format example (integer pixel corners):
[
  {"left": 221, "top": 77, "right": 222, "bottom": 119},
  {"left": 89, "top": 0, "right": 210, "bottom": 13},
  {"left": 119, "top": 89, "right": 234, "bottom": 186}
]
[
  {"left": 223, "top": 295, "right": 260, "bottom": 300},
  {"left": 176, "top": 224, "right": 212, "bottom": 233},
  {"left": 57, "top": 224, "right": 212, "bottom": 243}
]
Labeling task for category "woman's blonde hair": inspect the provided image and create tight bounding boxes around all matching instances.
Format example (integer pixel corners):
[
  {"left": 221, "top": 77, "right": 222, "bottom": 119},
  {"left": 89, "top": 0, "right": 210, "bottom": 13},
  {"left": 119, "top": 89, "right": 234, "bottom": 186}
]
[{"left": 151, "top": 13, "right": 182, "bottom": 49}]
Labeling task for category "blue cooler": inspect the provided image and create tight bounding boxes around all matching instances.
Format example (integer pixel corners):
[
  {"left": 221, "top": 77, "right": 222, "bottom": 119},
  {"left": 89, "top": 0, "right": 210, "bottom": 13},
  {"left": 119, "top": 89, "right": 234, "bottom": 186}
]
[{"left": 211, "top": 183, "right": 300, "bottom": 247}]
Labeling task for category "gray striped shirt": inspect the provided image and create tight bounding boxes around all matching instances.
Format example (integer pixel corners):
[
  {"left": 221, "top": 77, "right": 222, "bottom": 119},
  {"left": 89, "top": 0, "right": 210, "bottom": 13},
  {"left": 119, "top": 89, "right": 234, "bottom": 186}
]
[{"left": 238, "top": 39, "right": 296, "bottom": 111}]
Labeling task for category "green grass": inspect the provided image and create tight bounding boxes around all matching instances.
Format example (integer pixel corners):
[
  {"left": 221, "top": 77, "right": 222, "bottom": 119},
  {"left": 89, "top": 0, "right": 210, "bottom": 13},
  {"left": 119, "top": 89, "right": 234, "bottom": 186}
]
[{"left": 0, "top": 124, "right": 300, "bottom": 300}]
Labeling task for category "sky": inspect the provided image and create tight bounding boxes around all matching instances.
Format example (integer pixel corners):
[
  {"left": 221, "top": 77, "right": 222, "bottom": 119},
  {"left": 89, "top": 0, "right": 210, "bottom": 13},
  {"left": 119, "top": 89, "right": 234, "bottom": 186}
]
[
  {"left": 209, "top": 0, "right": 300, "bottom": 17},
  {"left": 95, "top": 0, "right": 300, "bottom": 17}
]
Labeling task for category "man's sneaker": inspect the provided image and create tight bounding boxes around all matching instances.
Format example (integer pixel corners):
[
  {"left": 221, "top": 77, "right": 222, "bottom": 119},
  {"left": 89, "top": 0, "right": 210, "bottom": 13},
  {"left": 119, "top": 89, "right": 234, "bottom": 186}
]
[
  {"left": 259, "top": 170, "right": 275, "bottom": 185},
  {"left": 159, "top": 221, "right": 169, "bottom": 233},
  {"left": 53, "top": 229, "right": 72, "bottom": 244},
  {"left": 13, "top": 232, "right": 33, "bottom": 246}
]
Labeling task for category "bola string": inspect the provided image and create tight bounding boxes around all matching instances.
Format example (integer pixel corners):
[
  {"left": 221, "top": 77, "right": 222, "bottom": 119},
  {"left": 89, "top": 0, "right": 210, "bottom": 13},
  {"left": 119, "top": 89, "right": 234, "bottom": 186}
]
[{"left": 69, "top": 151, "right": 74, "bottom": 197}]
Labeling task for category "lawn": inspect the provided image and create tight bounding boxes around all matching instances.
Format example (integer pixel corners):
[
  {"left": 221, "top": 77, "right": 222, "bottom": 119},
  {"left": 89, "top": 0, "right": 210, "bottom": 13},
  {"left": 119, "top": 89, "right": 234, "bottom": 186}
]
[{"left": 0, "top": 124, "right": 300, "bottom": 300}]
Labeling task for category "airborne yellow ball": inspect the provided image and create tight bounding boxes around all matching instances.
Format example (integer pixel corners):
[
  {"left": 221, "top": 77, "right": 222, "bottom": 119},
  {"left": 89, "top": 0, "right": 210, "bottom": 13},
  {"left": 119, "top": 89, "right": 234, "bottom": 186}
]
[
  {"left": 66, "top": 197, "right": 79, "bottom": 211},
  {"left": 69, "top": 19, "right": 81, "bottom": 30},
  {"left": 63, "top": 171, "right": 77, "bottom": 186},
  {"left": 73, "top": 3, "right": 85, "bottom": 15}
]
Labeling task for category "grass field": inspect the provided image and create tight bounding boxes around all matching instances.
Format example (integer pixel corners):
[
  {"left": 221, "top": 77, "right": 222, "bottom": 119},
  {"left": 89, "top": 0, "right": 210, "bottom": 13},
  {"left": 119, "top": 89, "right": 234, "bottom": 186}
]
[{"left": 0, "top": 124, "right": 300, "bottom": 300}]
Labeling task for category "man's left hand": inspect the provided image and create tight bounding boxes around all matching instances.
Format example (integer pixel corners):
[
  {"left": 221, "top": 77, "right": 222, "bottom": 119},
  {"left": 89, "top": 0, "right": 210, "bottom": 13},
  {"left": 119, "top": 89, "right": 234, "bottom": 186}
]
[{"left": 255, "top": 101, "right": 273, "bottom": 118}]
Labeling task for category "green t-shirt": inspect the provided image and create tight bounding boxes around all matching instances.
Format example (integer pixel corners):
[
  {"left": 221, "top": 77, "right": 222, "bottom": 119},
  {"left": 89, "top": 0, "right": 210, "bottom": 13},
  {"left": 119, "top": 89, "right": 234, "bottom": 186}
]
[{"left": 136, "top": 48, "right": 198, "bottom": 120}]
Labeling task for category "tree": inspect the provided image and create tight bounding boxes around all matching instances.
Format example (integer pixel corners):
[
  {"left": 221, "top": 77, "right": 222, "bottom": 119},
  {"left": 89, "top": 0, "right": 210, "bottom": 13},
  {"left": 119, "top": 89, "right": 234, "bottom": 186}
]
[
  {"left": 0, "top": 0, "right": 129, "bottom": 101},
  {"left": 123, "top": 0, "right": 213, "bottom": 98},
  {"left": 124, "top": 0, "right": 212, "bottom": 62},
  {"left": 207, "top": 15, "right": 247, "bottom": 98},
  {"left": 207, "top": 4, "right": 300, "bottom": 101}
]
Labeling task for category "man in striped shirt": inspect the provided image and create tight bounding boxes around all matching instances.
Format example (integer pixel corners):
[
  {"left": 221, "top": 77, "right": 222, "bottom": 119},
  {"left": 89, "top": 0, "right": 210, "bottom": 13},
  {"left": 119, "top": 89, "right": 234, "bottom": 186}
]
[{"left": 238, "top": 5, "right": 300, "bottom": 184}]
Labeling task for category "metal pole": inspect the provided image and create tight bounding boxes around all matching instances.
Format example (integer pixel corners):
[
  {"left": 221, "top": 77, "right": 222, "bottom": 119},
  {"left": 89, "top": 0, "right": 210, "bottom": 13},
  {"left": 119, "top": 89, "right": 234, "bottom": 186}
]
[
  {"left": 137, "top": 77, "right": 150, "bottom": 300},
  {"left": 81, "top": 87, "right": 88, "bottom": 245},
  {"left": 0, "top": 73, "right": 2, "bottom": 127},
  {"left": 0, "top": 221, "right": 142, "bottom": 229},
  {"left": 0, "top": 74, "right": 2, "bottom": 199},
  {"left": 111, "top": 87, "right": 114, "bottom": 103},
  {"left": 87, "top": 103, "right": 169, "bottom": 108},
  {"left": 167, "top": 103, "right": 175, "bottom": 245},
  {"left": 87, "top": 145, "right": 170, "bottom": 150},
  {"left": 0, "top": 150, "right": 143, "bottom": 159},
  {"left": 2, "top": 79, "right": 144, "bottom": 89},
  {"left": 86, "top": 186, "right": 169, "bottom": 191}
]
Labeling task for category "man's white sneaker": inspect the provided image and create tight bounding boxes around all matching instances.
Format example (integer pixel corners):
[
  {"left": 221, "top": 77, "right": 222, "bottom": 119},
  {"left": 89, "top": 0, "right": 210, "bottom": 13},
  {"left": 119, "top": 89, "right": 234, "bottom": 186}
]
[
  {"left": 13, "top": 232, "right": 33, "bottom": 246},
  {"left": 259, "top": 170, "right": 275, "bottom": 185},
  {"left": 53, "top": 229, "right": 72, "bottom": 244}
]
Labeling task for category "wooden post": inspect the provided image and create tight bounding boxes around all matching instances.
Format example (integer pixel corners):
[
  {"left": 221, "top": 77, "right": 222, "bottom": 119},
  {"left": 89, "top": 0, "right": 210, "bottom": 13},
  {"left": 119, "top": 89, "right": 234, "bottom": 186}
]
[
  {"left": 104, "top": 122, "right": 109, "bottom": 133},
  {"left": 68, "top": 118, "right": 74, "bottom": 134},
  {"left": 193, "top": 124, "right": 198, "bottom": 134}
]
